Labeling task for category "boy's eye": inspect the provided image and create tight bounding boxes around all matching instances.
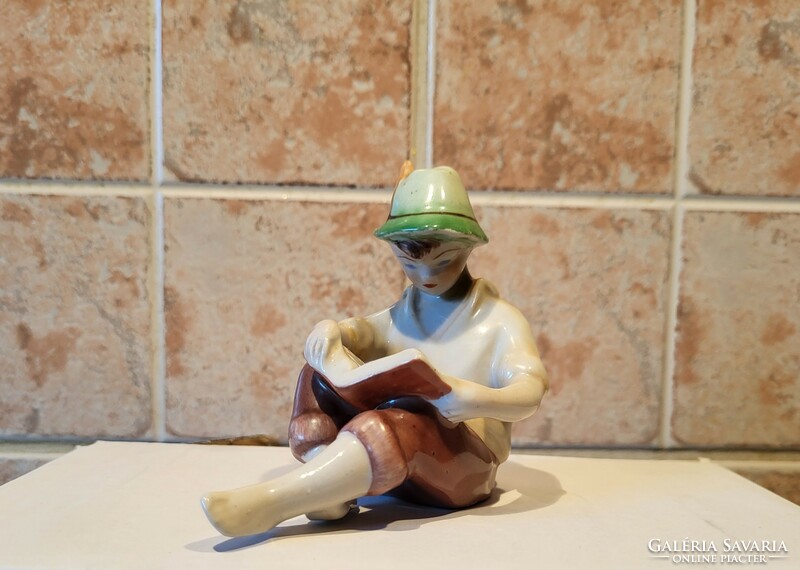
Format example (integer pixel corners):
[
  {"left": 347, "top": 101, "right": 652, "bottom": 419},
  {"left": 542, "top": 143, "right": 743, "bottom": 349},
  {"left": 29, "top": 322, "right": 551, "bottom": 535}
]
[
  {"left": 437, "top": 259, "right": 451, "bottom": 267},
  {"left": 403, "top": 263, "right": 415, "bottom": 270}
]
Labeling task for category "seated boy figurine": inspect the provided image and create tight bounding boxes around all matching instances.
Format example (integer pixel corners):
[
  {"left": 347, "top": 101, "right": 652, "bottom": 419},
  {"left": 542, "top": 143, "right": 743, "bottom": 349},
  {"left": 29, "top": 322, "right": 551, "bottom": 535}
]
[{"left": 202, "top": 164, "right": 548, "bottom": 537}]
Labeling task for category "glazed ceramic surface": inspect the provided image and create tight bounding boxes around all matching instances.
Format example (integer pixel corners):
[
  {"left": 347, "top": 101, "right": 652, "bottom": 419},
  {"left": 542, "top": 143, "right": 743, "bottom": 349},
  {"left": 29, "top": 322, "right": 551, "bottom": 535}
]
[{"left": 202, "top": 163, "right": 548, "bottom": 537}]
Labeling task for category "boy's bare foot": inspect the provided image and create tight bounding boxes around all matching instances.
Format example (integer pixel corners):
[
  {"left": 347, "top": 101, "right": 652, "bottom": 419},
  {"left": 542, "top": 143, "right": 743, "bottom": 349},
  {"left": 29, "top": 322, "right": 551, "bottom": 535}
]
[{"left": 201, "top": 487, "right": 281, "bottom": 537}]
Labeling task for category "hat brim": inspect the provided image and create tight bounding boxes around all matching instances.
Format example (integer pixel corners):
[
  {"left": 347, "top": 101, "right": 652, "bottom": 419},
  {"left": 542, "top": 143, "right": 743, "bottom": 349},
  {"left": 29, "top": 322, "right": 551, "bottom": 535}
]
[{"left": 374, "top": 213, "right": 488, "bottom": 244}]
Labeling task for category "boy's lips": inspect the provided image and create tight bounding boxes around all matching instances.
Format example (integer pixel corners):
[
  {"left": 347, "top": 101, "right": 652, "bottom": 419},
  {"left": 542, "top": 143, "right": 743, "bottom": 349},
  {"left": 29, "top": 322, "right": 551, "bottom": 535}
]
[{"left": 423, "top": 283, "right": 436, "bottom": 289}]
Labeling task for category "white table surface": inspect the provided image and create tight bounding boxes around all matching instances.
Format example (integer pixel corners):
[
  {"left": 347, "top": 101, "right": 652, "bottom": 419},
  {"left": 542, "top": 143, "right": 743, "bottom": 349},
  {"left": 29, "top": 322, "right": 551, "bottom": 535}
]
[{"left": 0, "top": 441, "right": 797, "bottom": 569}]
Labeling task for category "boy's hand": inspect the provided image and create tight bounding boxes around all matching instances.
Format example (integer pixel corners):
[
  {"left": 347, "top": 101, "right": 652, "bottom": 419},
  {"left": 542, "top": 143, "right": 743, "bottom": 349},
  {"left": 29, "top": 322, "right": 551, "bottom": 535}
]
[
  {"left": 304, "top": 320, "right": 342, "bottom": 375},
  {"left": 304, "top": 320, "right": 361, "bottom": 381},
  {"left": 429, "top": 376, "right": 480, "bottom": 423}
]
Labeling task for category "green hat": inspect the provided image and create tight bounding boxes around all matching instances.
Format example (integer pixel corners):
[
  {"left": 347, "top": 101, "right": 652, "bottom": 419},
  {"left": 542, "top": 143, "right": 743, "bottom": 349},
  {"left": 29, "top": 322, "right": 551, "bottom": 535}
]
[{"left": 374, "top": 166, "right": 488, "bottom": 244}]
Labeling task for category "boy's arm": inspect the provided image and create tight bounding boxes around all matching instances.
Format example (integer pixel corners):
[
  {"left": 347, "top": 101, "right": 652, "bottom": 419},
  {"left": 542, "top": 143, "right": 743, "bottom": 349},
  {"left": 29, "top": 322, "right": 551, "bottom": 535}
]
[
  {"left": 429, "top": 312, "right": 548, "bottom": 424},
  {"left": 432, "top": 370, "right": 547, "bottom": 423}
]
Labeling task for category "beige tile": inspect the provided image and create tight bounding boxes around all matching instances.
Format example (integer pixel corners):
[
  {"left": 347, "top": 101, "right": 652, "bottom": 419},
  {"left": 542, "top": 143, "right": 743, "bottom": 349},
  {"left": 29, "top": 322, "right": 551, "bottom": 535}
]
[
  {"left": 164, "top": 198, "right": 406, "bottom": 438},
  {"left": 470, "top": 205, "right": 671, "bottom": 445},
  {"left": 0, "top": 195, "right": 152, "bottom": 437},
  {"left": 674, "top": 212, "right": 800, "bottom": 446},
  {"left": 0, "top": 457, "right": 51, "bottom": 486},
  {"left": 0, "top": 1, "right": 150, "bottom": 180},
  {"left": 730, "top": 467, "right": 800, "bottom": 506},
  {"left": 435, "top": 1, "right": 681, "bottom": 193},
  {"left": 162, "top": 1, "right": 411, "bottom": 186},
  {"left": 689, "top": 1, "right": 800, "bottom": 196}
]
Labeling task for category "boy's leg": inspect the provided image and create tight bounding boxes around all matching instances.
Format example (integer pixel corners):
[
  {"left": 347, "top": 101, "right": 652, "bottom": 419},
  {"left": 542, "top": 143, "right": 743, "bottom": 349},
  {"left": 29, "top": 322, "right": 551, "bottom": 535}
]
[
  {"left": 202, "top": 431, "right": 372, "bottom": 537},
  {"left": 202, "top": 402, "right": 496, "bottom": 537},
  {"left": 342, "top": 402, "right": 498, "bottom": 509},
  {"left": 289, "top": 365, "right": 359, "bottom": 461},
  {"left": 287, "top": 366, "right": 366, "bottom": 520},
  {"left": 204, "top": 361, "right": 372, "bottom": 537}
]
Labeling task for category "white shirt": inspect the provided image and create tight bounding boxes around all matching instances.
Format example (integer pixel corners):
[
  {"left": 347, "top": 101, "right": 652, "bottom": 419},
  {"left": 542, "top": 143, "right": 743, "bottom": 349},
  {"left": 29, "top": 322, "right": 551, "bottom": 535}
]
[{"left": 342, "top": 278, "right": 545, "bottom": 461}]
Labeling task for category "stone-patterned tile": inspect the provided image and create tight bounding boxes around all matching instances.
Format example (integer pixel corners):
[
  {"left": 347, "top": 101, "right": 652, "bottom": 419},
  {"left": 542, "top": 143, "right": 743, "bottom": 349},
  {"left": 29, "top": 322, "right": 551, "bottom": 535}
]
[
  {"left": 0, "top": 1, "right": 150, "bottom": 180},
  {"left": 162, "top": 1, "right": 411, "bottom": 186},
  {"left": 0, "top": 194, "right": 152, "bottom": 437},
  {"left": 0, "top": 457, "right": 51, "bottom": 486},
  {"left": 470, "top": 206, "right": 671, "bottom": 445},
  {"left": 689, "top": 1, "right": 800, "bottom": 196},
  {"left": 435, "top": 1, "right": 681, "bottom": 193},
  {"left": 674, "top": 212, "right": 800, "bottom": 446},
  {"left": 730, "top": 467, "right": 800, "bottom": 506},
  {"left": 164, "top": 198, "right": 406, "bottom": 438}
]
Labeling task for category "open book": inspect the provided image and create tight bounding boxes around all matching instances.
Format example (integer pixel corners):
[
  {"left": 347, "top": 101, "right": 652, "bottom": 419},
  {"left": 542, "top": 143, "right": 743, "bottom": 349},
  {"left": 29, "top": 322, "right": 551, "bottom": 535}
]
[{"left": 313, "top": 349, "right": 452, "bottom": 410}]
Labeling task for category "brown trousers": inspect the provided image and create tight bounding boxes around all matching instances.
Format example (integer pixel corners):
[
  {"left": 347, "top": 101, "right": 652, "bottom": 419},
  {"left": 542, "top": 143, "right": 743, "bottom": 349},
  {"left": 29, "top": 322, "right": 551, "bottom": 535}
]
[{"left": 289, "top": 365, "right": 498, "bottom": 509}]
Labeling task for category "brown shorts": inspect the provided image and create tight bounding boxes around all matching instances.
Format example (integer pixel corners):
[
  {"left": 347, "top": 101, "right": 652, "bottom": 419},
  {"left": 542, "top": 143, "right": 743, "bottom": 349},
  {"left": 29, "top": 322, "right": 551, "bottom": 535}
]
[{"left": 289, "top": 365, "right": 498, "bottom": 509}]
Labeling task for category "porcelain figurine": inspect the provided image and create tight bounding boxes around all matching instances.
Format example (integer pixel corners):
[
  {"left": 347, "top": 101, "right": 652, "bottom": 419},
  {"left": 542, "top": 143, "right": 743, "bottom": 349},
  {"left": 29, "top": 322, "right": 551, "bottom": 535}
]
[{"left": 202, "top": 163, "right": 548, "bottom": 537}]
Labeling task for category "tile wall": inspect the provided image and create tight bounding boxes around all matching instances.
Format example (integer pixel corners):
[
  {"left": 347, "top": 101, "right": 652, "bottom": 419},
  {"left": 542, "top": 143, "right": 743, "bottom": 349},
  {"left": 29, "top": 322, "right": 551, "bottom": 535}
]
[{"left": 1, "top": 1, "right": 798, "bottom": 494}]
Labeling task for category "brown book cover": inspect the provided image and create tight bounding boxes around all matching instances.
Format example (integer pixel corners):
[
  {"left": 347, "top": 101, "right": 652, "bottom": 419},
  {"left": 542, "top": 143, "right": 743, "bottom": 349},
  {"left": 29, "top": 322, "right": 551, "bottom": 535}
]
[{"left": 317, "top": 358, "right": 452, "bottom": 410}]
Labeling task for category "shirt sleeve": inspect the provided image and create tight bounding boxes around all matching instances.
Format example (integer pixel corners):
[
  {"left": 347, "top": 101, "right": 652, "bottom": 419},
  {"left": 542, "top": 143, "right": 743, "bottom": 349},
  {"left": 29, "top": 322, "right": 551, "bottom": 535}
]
[{"left": 490, "top": 305, "right": 548, "bottom": 389}]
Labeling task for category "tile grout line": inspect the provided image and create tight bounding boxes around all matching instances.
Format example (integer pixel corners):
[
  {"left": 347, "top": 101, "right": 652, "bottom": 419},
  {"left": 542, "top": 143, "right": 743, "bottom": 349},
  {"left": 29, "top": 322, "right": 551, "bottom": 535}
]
[
  {"left": 160, "top": 186, "right": 677, "bottom": 210},
  {"left": 0, "top": 183, "right": 153, "bottom": 196},
  {"left": 681, "top": 197, "right": 800, "bottom": 212},
  {"left": 149, "top": 0, "right": 167, "bottom": 442},
  {"left": 658, "top": 0, "right": 696, "bottom": 449},
  {"left": 149, "top": 192, "right": 167, "bottom": 442},
  {"left": 468, "top": 191, "right": 672, "bottom": 210},
  {"left": 409, "top": 0, "right": 428, "bottom": 168},
  {"left": 3, "top": 179, "right": 800, "bottom": 210},
  {"left": 660, "top": 204, "right": 683, "bottom": 448},
  {"left": 424, "top": 0, "right": 436, "bottom": 168},
  {"left": 151, "top": 0, "right": 165, "bottom": 186}
]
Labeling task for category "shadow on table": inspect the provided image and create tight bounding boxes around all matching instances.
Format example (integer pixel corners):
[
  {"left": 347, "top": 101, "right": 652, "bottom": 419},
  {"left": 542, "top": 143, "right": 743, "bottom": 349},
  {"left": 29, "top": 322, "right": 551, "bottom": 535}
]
[{"left": 185, "top": 459, "right": 564, "bottom": 553}]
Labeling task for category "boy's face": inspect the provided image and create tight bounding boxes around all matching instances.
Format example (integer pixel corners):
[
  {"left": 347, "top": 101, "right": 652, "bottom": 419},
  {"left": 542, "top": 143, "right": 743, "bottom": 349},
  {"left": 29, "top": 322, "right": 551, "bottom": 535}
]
[{"left": 391, "top": 241, "right": 472, "bottom": 296}]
